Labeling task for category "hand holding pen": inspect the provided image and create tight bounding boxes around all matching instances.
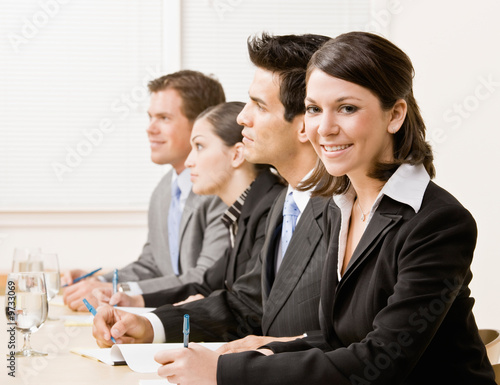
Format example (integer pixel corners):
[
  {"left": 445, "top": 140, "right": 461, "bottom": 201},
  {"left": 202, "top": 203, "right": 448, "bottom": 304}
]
[{"left": 62, "top": 267, "right": 102, "bottom": 287}]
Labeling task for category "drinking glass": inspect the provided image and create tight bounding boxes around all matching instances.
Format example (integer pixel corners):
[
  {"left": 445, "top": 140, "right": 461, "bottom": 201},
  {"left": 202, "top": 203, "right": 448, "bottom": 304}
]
[
  {"left": 5, "top": 272, "right": 49, "bottom": 356},
  {"left": 39, "top": 253, "right": 61, "bottom": 320},
  {"left": 11, "top": 248, "right": 42, "bottom": 273}
]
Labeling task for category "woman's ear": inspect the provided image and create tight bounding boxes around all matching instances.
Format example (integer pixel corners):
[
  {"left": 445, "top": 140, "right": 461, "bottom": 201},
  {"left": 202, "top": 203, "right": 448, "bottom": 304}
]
[
  {"left": 388, "top": 99, "right": 407, "bottom": 134},
  {"left": 231, "top": 142, "right": 246, "bottom": 168}
]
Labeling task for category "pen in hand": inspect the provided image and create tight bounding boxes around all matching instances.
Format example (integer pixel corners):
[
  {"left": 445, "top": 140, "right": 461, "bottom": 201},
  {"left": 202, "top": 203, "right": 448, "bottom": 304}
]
[
  {"left": 183, "top": 314, "right": 190, "bottom": 348},
  {"left": 112, "top": 269, "right": 118, "bottom": 299},
  {"left": 62, "top": 267, "right": 103, "bottom": 287},
  {"left": 83, "top": 298, "right": 117, "bottom": 344}
]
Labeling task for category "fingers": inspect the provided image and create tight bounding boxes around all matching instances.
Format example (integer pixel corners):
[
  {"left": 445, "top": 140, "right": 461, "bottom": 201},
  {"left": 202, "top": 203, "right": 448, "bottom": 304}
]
[
  {"left": 109, "top": 292, "right": 129, "bottom": 307},
  {"left": 92, "top": 305, "right": 119, "bottom": 345},
  {"left": 155, "top": 349, "right": 181, "bottom": 380},
  {"left": 92, "top": 288, "right": 112, "bottom": 306},
  {"left": 215, "top": 342, "right": 232, "bottom": 355},
  {"left": 64, "top": 281, "right": 111, "bottom": 311},
  {"left": 173, "top": 294, "right": 205, "bottom": 306},
  {"left": 110, "top": 312, "right": 154, "bottom": 343}
]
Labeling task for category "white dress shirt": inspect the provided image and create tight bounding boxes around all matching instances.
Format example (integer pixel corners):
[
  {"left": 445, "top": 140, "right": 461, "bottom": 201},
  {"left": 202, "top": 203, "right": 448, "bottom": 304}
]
[{"left": 333, "top": 163, "right": 430, "bottom": 281}]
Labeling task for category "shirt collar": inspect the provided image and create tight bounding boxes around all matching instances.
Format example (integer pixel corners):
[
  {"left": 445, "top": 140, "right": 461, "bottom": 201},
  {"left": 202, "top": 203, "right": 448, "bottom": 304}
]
[
  {"left": 333, "top": 163, "right": 430, "bottom": 219},
  {"left": 377, "top": 163, "right": 430, "bottom": 213},
  {"left": 171, "top": 168, "right": 192, "bottom": 204},
  {"left": 285, "top": 168, "right": 314, "bottom": 214},
  {"left": 221, "top": 183, "right": 252, "bottom": 229}
]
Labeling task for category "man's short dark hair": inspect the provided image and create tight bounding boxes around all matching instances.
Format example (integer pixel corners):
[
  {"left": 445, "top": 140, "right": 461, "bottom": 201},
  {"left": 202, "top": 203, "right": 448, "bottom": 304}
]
[
  {"left": 247, "top": 33, "right": 330, "bottom": 122},
  {"left": 148, "top": 70, "right": 226, "bottom": 121}
]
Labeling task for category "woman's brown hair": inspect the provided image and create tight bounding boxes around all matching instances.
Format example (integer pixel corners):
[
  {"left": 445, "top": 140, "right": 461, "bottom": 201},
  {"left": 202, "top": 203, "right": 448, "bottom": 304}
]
[{"left": 300, "top": 32, "right": 435, "bottom": 197}]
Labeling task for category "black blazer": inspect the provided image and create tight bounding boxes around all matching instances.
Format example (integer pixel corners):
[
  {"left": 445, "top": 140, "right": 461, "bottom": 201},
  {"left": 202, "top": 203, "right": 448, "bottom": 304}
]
[
  {"left": 152, "top": 191, "right": 330, "bottom": 342},
  {"left": 217, "top": 182, "right": 495, "bottom": 385},
  {"left": 143, "top": 170, "right": 285, "bottom": 307}
]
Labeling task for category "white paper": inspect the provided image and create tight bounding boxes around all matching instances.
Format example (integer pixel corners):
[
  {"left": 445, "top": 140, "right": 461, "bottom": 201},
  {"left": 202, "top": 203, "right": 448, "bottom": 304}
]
[
  {"left": 60, "top": 314, "right": 94, "bottom": 326},
  {"left": 74, "top": 342, "right": 224, "bottom": 373},
  {"left": 139, "top": 380, "right": 172, "bottom": 385},
  {"left": 116, "top": 306, "right": 157, "bottom": 315}
]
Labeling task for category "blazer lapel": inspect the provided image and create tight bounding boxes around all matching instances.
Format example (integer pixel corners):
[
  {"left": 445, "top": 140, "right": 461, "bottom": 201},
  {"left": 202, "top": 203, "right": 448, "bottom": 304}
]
[
  {"left": 158, "top": 170, "right": 173, "bottom": 273},
  {"left": 261, "top": 190, "right": 286, "bottom": 300},
  {"left": 337, "top": 197, "right": 403, "bottom": 293},
  {"left": 262, "top": 196, "right": 325, "bottom": 334},
  {"left": 225, "top": 202, "right": 251, "bottom": 288}
]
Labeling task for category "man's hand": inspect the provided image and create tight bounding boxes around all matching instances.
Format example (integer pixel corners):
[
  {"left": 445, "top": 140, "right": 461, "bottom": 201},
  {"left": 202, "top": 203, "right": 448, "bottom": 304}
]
[
  {"left": 92, "top": 305, "right": 154, "bottom": 347},
  {"left": 173, "top": 294, "right": 205, "bottom": 306},
  {"left": 61, "top": 269, "right": 88, "bottom": 287},
  {"left": 92, "top": 287, "right": 145, "bottom": 307},
  {"left": 63, "top": 279, "right": 111, "bottom": 311},
  {"left": 216, "top": 335, "right": 302, "bottom": 354},
  {"left": 155, "top": 343, "right": 219, "bottom": 385}
]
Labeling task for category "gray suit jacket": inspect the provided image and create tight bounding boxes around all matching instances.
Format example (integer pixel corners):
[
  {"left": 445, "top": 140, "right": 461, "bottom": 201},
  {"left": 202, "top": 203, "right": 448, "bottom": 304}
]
[
  {"left": 152, "top": 190, "right": 329, "bottom": 342},
  {"left": 102, "top": 169, "right": 228, "bottom": 294}
]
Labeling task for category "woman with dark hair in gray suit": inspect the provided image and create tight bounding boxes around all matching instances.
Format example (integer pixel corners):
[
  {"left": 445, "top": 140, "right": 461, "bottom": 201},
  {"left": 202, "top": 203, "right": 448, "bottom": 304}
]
[{"left": 154, "top": 32, "right": 496, "bottom": 385}]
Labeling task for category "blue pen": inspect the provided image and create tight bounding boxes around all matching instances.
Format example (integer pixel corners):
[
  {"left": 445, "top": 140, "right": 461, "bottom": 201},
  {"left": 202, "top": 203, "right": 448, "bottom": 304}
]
[
  {"left": 183, "top": 314, "right": 190, "bottom": 348},
  {"left": 112, "top": 269, "right": 118, "bottom": 295},
  {"left": 62, "top": 267, "right": 102, "bottom": 287},
  {"left": 83, "top": 298, "right": 116, "bottom": 344}
]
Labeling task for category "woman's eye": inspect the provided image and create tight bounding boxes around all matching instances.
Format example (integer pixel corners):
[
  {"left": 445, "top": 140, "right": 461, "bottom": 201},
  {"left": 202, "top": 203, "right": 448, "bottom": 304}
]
[
  {"left": 306, "top": 105, "right": 321, "bottom": 114},
  {"left": 340, "top": 105, "right": 358, "bottom": 114},
  {"left": 196, "top": 144, "right": 203, "bottom": 151}
]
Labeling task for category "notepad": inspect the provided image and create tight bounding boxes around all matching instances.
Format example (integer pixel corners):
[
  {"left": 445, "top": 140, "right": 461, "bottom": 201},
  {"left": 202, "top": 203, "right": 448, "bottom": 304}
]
[{"left": 72, "top": 342, "right": 224, "bottom": 373}]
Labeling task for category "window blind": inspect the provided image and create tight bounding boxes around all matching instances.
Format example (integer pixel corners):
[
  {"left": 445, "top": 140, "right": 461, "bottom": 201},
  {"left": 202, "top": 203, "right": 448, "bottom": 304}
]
[
  {"left": 0, "top": 1, "right": 166, "bottom": 210},
  {"left": 181, "top": 0, "right": 372, "bottom": 102},
  {"left": 1, "top": 0, "right": 373, "bottom": 210}
]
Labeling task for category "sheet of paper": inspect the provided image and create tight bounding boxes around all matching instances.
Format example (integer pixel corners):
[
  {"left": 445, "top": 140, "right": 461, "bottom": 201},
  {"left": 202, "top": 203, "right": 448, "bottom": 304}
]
[
  {"left": 61, "top": 314, "right": 94, "bottom": 326},
  {"left": 50, "top": 296, "right": 66, "bottom": 307},
  {"left": 116, "top": 306, "right": 157, "bottom": 315},
  {"left": 139, "top": 380, "right": 171, "bottom": 385},
  {"left": 73, "top": 342, "right": 225, "bottom": 373}
]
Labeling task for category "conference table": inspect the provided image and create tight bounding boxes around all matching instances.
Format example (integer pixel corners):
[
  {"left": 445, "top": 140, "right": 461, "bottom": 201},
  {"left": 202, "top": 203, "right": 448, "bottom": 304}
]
[{"left": 0, "top": 296, "right": 165, "bottom": 385}]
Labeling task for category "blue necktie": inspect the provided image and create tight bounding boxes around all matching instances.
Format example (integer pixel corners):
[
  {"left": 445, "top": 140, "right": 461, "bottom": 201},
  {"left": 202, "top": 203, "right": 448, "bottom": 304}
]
[
  {"left": 168, "top": 179, "right": 182, "bottom": 276},
  {"left": 280, "top": 192, "right": 300, "bottom": 259}
]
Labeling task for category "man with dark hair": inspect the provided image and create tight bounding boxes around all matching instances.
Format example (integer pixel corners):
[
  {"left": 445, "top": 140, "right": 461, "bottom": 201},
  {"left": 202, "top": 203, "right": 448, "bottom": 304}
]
[
  {"left": 63, "top": 70, "right": 229, "bottom": 311},
  {"left": 91, "top": 33, "right": 330, "bottom": 347}
]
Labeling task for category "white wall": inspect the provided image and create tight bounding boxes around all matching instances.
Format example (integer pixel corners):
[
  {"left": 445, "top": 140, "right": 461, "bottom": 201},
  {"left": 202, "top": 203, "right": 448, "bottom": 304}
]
[
  {"left": 0, "top": 210, "right": 148, "bottom": 275},
  {"left": 387, "top": 0, "right": 500, "bottom": 328}
]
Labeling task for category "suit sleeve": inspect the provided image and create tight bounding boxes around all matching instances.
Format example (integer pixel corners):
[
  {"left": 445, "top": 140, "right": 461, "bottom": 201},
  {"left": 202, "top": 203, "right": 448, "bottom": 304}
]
[
  {"left": 153, "top": 249, "right": 264, "bottom": 342},
  {"left": 142, "top": 256, "right": 228, "bottom": 307},
  {"left": 217, "top": 203, "right": 478, "bottom": 385},
  {"left": 135, "top": 196, "right": 228, "bottom": 293}
]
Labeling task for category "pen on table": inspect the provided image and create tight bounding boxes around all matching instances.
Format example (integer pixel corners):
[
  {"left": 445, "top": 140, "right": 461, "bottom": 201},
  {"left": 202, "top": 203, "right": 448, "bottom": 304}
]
[
  {"left": 83, "top": 298, "right": 116, "bottom": 344},
  {"left": 183, "top": 314, "right": 190, "bottom": 348},
  {"left": 62, "top": 267, "right": 102, "bottom": 287},
  {"left": 112, "top": 268, "right": 118, "bottom": 296}
]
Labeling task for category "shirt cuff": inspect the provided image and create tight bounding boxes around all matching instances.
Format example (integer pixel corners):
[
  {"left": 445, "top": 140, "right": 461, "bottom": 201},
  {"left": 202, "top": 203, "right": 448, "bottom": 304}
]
[
  {"left": 142, "top": 312, "right": 166, "bottom": 343},
  {"left": 126, "top": 281, "right": 143, "bottom": 295}
]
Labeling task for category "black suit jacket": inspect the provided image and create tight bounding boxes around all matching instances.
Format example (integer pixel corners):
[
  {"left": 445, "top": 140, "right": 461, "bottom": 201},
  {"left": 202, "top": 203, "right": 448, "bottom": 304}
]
[
  {"left": 152, "top": 191, "right": 330, "bottom": 342},
  {"left": 143, "top": 170, "right": 284, "bottom": 307},
  {"left": 218, "top": 182, "right": 495, "bottom": 385}
]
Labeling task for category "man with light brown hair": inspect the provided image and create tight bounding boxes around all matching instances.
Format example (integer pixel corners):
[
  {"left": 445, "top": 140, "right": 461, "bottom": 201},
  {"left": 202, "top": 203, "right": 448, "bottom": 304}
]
[{"left": 63, "top": 70, "right": 229, "bottom": 311}]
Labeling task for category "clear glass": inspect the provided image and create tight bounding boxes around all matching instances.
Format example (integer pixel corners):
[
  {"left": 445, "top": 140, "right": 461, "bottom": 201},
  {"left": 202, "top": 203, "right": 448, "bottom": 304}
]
[
  {"left": 11, "top": 249, "right": 60, "bottom": 320},
  {"left": 5, "top": 272, "right": 49, "bottom": 357},
  {"left": 11, "top": 248, "right": 42, "bottom": 273},
  {"left": 40, "top": 253, "right": 61, "bottom": 321}
]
